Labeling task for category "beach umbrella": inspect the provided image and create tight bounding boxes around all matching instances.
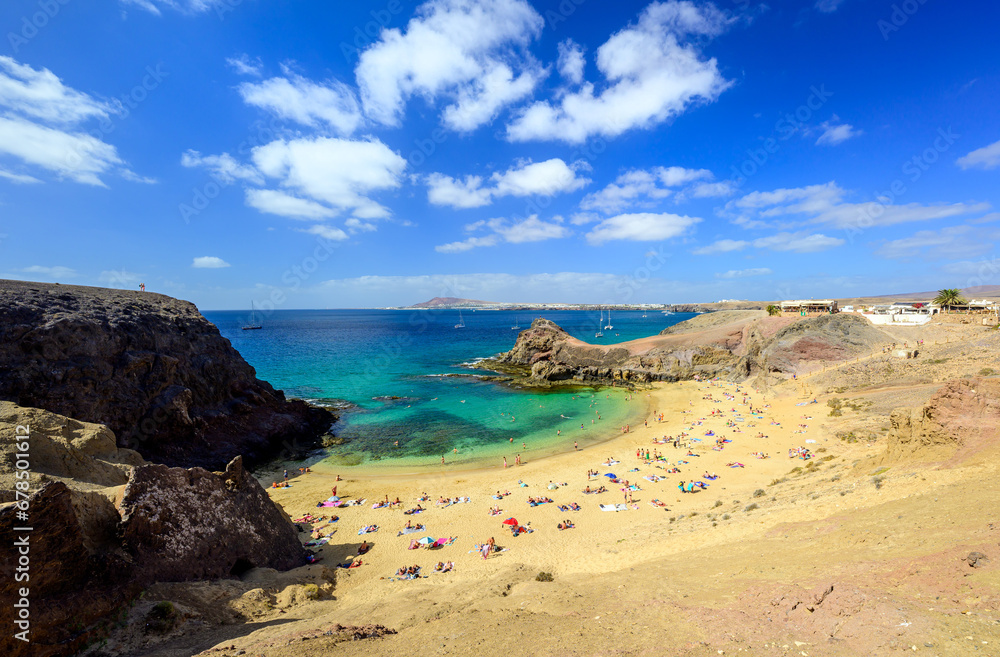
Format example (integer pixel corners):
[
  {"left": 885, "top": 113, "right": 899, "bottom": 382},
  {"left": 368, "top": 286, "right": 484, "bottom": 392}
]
[
  {"left": 502, "top": 517, "right": 519, "bottom": 526},
  {"left": 604, "top": 473, "right": 617, "bottom": 479},
  {"left": 547, "top": 483, "right": 559, "bottom": 490},
  {"left": 327, "top": 496, "right": 340, "bottom": 502},
  {"left": 416, "top": 536, "right": 435, "bottom": 545}
]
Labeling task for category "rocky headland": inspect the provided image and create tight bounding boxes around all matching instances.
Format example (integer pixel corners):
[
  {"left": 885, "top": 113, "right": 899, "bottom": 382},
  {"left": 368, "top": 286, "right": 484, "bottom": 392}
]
[
  {"left": 0, "top": 280, "right": 333, "bottom": 469},
  {"left": 478, "top": 311, "right": 892, "bottom": 387}
]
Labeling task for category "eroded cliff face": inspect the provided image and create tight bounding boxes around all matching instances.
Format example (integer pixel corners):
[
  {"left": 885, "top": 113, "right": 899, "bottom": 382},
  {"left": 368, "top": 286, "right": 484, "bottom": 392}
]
[
  {"left": 485, "top": 313, "right": 891, "bottom": 387},
  {"left": 878, "top": 377, "right": 1000, "bottom": 466},
  {"left": 0, "top": 280, "right": 333, "bottom": 469},
  {"left": 0, "top": 403, "right": 308, "bottom": 657}
]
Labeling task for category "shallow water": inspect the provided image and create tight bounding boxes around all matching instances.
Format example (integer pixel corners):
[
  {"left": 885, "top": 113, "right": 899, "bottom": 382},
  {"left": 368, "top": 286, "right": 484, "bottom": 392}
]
[{"left": 205, "top": 308, "right": 694, "bottom": 468}]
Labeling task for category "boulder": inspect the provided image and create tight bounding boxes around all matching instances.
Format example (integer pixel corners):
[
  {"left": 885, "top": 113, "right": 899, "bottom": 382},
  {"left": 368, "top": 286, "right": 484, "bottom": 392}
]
[{"left": 118, "top": 456, "right": 307, "bottom": 582}]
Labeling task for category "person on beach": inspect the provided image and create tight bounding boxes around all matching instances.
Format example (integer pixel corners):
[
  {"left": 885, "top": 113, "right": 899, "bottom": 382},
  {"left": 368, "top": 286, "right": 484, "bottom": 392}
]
[
  {"left": 441, "top": 456, "right": 445, "bottom": 465},
  {"left": 331, "top": 486, "right": 337, "bottom": 497},
  {"left": 574, "top": 441, "right": 578, "bottom": 450},
  {"left": 503, "top": 457, "right": 507, "bottom": 469}
]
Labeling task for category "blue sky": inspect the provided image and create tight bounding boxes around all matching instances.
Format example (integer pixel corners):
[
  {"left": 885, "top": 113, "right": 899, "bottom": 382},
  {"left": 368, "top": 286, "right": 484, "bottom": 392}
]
[{"left": 1, "top": 0, "right": 999, "bottom": 309}]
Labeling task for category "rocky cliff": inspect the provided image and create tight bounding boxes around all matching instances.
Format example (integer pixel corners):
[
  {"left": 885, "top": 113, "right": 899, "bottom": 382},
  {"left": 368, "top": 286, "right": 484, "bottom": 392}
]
[
  {"left": 0, "top": 403, "right": 308, "bottom": 657},
  {"left": 0, "top": 280, "right": 333, "bottom": 470},
  {"left": 483, "top": 313, "right": 891, "bottom": 387},
  {"left": 877, "top": 377, "right": 1000, "bottom": 466}
]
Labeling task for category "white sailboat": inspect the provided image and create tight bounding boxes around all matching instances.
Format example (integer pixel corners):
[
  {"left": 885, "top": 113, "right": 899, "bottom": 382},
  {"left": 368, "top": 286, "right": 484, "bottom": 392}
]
[
  {"left": 511, "top": 315, "right": 520, "bottom": 330},
  {"left": 604, "top": 308, "right": 613, "bottom": 330},
  {"left": 241, "top": 301, "right": 262, "bottom": 330},
  {"left": 595, "top": 309, "right": 604, "bottom": 338},
  {"left": 454, "top": 308, "right": 465, "bottom": 328}
]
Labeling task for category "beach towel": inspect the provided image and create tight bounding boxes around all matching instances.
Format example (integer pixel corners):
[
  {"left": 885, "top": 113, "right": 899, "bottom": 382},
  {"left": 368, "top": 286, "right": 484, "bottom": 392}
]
[
  {"left": 304, "top": 536, "right": 330, "bottom": 547},
  {"left": 408, "top": 539, "right": 419, "bottom": 550},
  {"left": 600, "top": 504, "right": 629, "bottom": 512},
  {"left": 602, "top": 460, "right": 620, "bottom": 466},
  {"left": 397, "top": 526, "right": 425, "bottom": 536},
  {"left": 358, "top": 525, "right": 378, "bottom": 535},
  {"left": 644, "top": 475, "right": 662, "bottom": 483}
]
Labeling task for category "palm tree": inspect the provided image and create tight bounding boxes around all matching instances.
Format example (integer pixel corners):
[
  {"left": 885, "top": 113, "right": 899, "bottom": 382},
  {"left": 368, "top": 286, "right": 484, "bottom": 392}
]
[
  {"left": 766, "top": 304, "right": 781, "bottom": 316},
  {"left": 933, "top": 288, "right": 966, "bottom": 311}
]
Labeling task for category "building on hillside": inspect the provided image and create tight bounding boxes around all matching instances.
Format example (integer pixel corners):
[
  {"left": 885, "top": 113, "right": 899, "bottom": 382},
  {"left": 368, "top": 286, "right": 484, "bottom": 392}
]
[{"left": 779, "top": 299, "right": 838, "bottom": 315}]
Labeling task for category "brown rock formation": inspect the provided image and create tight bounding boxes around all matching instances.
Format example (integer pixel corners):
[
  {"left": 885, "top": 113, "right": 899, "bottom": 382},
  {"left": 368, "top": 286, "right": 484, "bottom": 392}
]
[
  {"left": 0, "top": 403, "right": 309, "bottom": 657},
  {"left": 879, "top": 377, "right": 1000, "bottom": 465},
  {"left": 118, "top": 455, "right": 307, "bottom": 583},
  {"left": 484, "top": 313, "right": 890, "bottom": 387},
  {"left": 0, "top": 280, "right": 333, "bottom": 469}
]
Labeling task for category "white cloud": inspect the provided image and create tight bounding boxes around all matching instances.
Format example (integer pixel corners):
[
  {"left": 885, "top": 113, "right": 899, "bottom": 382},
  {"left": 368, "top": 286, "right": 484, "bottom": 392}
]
[
  {"left": 356, "top": 0, "right": 545, "bottom": 132},
  {"left": 238, "top": 68, "right": 362, "bottom": 135},
  {"left": 692, "top": 238, "right": 748, "bottom": 255},
  {"left": 120, "top": 0, "right": 228, "bottom": 15},
  {"left": 435, "top": 214, "right": 569, "bottom": 252},
  {"left": 580, "top": 166, "right": 713, "bottom": 213},
  {"left": 687, "top": 180, "right": 737, "bottom": 198},
  {"left": 0, "top": 57, "right": 135, "bottom": 186},
  {"left": 751, "top": 231, "right": 844, "bottom": 253},
  {"left": 957, "top": 139, "right": 1000, "bottom": 170},
  {"left": 726, "top": 181, "right": 989, "bottom": 230},
  {"left": 585, "top": 212, "right": 700, "bottom": 245},
  {"left": 251, "top": 136, "right": 407, "bottom": 219},
  {"left": 435, "top": 234, "right": 501, "bottom": 253},
  {"left": 226, "top": 54, "right": 263, "bottom": 77},
  {"left": 557, "top": 39, "right": 586, "bottom": 85},
  {"left": 716, "top": 267, "right": 772, "bottom": 279},
  {"left": 814, "top": 0, "right": 846, "bottom": 13},
  {"left": 22, "top": 265, "right": 77, "bottom": 278},
  {"left": 0, "top": 169, "right": 41, "bottom": 184},
  {"left": 491, "top": 158, "right": 590, "bottom": 197},
  {"left": 876, "top": 225, "right": 992, "bottom": 260},
  {"left": 345, "top": 218, "right": 378, "bottom": 233},
  {"left": 426, "top": 173, "right": 493, "bottom": 208},
  {"left": 427, "top": 158, "right": 589, "bottom": 208},
  {"left": 181, "top": 150, "right": 264, "bottom": 185},
  {"left": 192, "top": 256, "right": 231, "bottom": 268},
  {"left": 506, "top": 1, "right": 733, "bottom": 143},
  {"left": 301, "top": 225, "right": 350, "bottom": 241},
  {"left": 815, "top": 119, "right": 862, "bottom": 146},
  {"left": 98, "top": 269, "right": 144, "bottom": 288},
  {"left": 658, "top": 165, "right": 712, "bottom": 186},
  {"left": 245, "top": 189, "right": 337, "bottom": 220}
]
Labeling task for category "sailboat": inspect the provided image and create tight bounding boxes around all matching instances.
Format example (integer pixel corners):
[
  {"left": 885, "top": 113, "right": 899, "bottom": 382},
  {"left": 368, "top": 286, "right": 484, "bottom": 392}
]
[
  {"left": 595, "top": 309, "right": 604, "bottom": 338},
  {"left": 454, "top": 308, "right": 465, "bottom": 328},
  {"left": 242, "top": 301, "right": 262, "bottom": 330},
  {"left": 511, "top": 315, "right": 520, "bottom": 330},
  {"left": 604, "top": 308, "right": 613, "bottom": 330}
]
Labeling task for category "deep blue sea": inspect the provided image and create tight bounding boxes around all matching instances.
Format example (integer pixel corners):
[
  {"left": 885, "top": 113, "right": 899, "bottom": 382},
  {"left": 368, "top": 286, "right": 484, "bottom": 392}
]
[{"left": 204, "top": 308, "right": 695, "bottom": 470}]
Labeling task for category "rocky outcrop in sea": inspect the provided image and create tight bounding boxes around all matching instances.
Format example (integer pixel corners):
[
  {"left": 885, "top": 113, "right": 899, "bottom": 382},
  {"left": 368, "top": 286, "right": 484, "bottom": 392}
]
[{"left": 479, "top": 312, "right": 892, "bottom": 387}]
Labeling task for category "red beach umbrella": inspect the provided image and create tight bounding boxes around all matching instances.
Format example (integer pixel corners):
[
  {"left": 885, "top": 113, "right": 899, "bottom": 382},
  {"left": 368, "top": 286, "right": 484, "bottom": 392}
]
[{"left": 502, "top": 517, "right": 518, "bottom": 526}]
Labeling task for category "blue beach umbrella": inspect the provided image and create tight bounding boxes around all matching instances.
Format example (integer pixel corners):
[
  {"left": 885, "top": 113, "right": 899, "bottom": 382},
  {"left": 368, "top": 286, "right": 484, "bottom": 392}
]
[{"left": 604, "top": 473, "right": 617, "bottom": 479}]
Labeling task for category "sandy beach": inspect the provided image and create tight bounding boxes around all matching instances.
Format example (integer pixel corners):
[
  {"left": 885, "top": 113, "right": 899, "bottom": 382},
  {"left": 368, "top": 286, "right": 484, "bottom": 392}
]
[{"left": 265, "top": 379, "right": 838, "bottom": 595}]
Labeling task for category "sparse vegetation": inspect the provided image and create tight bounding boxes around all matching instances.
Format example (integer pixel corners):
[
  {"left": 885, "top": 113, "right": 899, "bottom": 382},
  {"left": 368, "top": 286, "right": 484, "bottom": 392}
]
[
  {"left": 871, "top": 475, "right": 886, "bottom": 489},
  {"left": 713, "top": 499, "right": 723, "bottom": 508},
  {"left": 753, "top": 488, "right": 765, "bottom": 498},
  {"left": 744, "top": 502, "right": 759, "bottom": 512},
  {"left": 536, "top": 572, "right": 554, "bottom": 582},
  {"left": 144, "top": 601, "right": 177, "bottom": 635},
  {"left": 979, "top": 367, "right": 996, "bottom": 376},
  {"left": 721, "top": 514, "right": 731, "bottom": 520},
  {"left": 302, "top": 583, "right": 320, "bottom": 600}
]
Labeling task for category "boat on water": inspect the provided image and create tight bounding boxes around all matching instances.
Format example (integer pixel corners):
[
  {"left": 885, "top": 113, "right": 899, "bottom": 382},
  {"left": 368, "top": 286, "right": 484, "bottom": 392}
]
[
  {"left": 511, "top": 315, "right": 520, "bottom": 330},
  {"left": 455, "top": 309, "right": 465, "bottom": 328},
  {"left": 595, "top": 309, "right": 604, "bottom": 338},
  {"left": 604, "top": 308, "right": 613, "bottom": 330},
  {"left": 242, "top": 301, "right": 262, "bottom": 330}
]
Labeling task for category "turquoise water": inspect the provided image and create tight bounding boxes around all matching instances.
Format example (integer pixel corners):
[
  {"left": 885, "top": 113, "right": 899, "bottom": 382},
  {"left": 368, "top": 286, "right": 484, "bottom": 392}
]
[{"left": 204, "top": 309, "right": 694, "bottom": 469}]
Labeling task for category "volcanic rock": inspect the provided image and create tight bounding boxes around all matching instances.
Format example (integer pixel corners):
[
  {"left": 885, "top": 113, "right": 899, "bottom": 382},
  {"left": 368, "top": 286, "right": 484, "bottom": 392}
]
[{"left": 0, "top": 280, "right": 333, "bottom": 469}]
